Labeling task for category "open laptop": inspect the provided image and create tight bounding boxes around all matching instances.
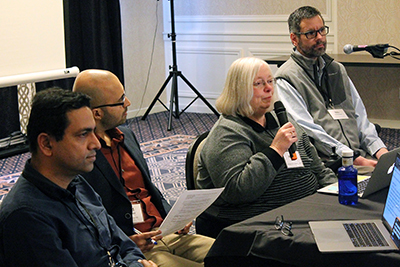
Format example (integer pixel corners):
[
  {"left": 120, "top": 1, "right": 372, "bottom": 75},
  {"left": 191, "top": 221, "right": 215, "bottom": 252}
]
[
  {"left": 308, "top": 152, "right": 400, "bottom": 253},
  {"left": 317, "top": 147, "right": 400, "bottom": 198}
]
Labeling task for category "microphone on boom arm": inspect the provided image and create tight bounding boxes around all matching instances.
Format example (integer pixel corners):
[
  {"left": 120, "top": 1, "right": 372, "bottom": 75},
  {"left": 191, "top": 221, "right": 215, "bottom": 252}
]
[{"left": 343, "top": 44, "right": 389, "bottom": 58}]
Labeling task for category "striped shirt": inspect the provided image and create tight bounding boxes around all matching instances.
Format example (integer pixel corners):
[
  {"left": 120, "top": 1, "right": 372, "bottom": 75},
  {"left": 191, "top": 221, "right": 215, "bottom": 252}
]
[{"left": 198, "top": 113, "right": 337, "bottom": 222}]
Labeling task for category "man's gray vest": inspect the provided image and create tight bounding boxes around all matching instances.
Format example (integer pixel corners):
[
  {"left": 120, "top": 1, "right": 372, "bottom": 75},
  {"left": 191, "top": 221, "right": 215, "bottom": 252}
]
[{"left": 275, "top": 53, "right": 364, "bottom": 158}]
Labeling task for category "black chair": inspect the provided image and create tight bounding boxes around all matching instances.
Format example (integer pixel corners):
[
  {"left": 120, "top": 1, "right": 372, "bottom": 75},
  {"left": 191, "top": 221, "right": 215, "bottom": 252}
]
[{"left": 185, "top": 131, "right": 209, "bottom": 190}]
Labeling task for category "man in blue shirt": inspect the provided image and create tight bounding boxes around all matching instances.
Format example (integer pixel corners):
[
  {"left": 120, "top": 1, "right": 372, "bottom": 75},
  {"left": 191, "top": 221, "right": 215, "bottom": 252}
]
[{"left": 0, "top": 88, "right": 156, "bottom": 267}]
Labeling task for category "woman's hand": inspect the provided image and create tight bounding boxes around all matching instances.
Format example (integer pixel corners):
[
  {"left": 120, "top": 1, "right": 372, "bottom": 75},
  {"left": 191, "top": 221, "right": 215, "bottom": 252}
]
[{"left": 270, "top": 122, "right": 298, "bottom": 157}]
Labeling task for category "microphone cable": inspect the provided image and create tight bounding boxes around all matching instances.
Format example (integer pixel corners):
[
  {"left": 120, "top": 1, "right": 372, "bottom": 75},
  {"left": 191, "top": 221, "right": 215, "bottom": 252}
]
[
  {"left": 386, "top": 45, "right": 400, "bottom": 60},
  {"left": 132, "top": 0, "right": 160, "bottom": 120}
]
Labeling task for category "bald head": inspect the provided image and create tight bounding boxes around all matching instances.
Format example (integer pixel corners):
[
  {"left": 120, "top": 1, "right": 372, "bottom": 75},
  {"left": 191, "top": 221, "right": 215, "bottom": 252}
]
[
  {"left": 72, "top": 69, "right": 131, "bottom": 134},
  {"left": 72, "top": 69, "right": 123, "bottom": 108}
]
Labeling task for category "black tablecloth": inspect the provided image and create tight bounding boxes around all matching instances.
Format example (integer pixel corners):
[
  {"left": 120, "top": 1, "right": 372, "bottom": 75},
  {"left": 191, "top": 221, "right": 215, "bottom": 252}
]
[{"left": 205, "top": 189, "right": 400, "bottom": 267}]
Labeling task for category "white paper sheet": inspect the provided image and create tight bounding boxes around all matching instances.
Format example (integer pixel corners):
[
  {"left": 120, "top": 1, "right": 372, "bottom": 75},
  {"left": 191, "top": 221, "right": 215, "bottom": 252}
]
[{"left": 158, "top": 188, "right": 224, "bottom": 236}]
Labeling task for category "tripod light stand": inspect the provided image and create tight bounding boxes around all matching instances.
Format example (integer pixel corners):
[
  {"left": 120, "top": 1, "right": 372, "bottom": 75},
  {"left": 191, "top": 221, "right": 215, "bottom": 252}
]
[{"left": 141, "top": 0, "right": 219, "bottom": 131}]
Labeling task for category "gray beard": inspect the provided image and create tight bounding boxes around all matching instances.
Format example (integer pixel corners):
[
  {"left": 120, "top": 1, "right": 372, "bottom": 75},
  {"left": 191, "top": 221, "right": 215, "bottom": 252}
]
[{"left": 298, "top": 42, "right": 327, "bottom": 58}]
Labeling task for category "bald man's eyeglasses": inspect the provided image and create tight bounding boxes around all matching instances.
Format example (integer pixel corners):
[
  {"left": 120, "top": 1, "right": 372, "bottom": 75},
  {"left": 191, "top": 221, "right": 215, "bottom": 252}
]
[{"left": 93, "top": 95, "right": 126, "bottom": 109}]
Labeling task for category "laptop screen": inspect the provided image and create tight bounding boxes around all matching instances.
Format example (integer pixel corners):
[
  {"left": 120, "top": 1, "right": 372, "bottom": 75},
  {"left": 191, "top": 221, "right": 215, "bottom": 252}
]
[{"left": 382, "top": 153, "right": 400, "bottom": 247}]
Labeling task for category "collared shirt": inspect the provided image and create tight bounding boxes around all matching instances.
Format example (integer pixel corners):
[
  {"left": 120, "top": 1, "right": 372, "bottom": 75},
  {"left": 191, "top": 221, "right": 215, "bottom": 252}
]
[
  {"left": 0, "top": 160, "right": 144, "bottom": 266},
  {"left": 275, "top": 51, "right": 386, "bottom": 157},
  {"left": 99, "top": 128, "right": 163, "bottom": 232}
]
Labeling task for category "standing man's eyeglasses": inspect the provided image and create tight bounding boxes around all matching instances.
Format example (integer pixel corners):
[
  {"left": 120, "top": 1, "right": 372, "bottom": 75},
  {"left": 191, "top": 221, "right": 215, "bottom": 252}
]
[
  {"left": 295, "top": 26, "right": 329, "bottom": 39},
  {"left": 92, "top": 95, "right": 126, "bottom": 109}
]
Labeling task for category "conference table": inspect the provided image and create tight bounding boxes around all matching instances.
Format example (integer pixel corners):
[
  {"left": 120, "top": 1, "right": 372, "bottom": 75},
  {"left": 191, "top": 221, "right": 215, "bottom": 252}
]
[
  {"left": 265, "top": 53, "right": 400, "bottom": 68},
  {"left": 204, "top": 188, "right": 400, "bottom": 267}
]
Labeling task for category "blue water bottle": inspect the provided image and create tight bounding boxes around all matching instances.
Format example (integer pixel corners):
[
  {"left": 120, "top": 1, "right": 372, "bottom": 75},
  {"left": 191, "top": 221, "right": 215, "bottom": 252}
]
[{"left": 338, "top": 150, "right": 358, "bottom": 205}]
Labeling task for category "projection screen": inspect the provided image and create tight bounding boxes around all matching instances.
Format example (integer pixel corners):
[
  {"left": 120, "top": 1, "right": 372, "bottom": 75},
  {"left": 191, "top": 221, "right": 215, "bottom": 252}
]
[{"left": 0, "top": 0, "right": 65, "bottom": 77}]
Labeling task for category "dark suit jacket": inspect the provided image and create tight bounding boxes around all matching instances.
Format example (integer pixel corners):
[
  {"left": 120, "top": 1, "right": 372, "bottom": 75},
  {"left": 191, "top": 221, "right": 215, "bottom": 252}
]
[{"left": 81, "top": 126, "right": 171, "bottom": 236}]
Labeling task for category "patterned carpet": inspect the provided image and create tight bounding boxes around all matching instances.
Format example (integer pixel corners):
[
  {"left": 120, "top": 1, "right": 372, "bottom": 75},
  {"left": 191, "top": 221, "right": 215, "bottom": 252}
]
[
  {"left": 128, "top": 111, "right": 218, "bottom": 143},
  {"left": 142, "top": 135, "right": 196, "bottom": 206}
]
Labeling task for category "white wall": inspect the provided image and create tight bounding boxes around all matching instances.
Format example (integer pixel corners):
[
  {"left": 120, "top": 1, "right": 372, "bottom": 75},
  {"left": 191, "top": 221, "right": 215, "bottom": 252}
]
[
  {"left": 120, "top": 0, "right": 167, "bottom": 119},
  {"left": 161, "top": 0, "right": 337, "bottom": 113}
]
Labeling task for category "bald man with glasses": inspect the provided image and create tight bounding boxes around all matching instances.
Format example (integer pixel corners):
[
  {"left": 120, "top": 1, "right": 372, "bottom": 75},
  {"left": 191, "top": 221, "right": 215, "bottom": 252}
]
[
  {"left": 275, "top": 6, "right": 388, "bottom": 173},
  {"left": 73, "top": 70, "right": 214, "bottom": 267}
]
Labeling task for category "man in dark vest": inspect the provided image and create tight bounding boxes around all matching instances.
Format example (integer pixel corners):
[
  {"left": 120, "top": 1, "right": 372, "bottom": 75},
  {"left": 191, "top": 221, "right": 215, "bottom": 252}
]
[{"left": 275, "top": 6, "right": 388, "bottom": 172}]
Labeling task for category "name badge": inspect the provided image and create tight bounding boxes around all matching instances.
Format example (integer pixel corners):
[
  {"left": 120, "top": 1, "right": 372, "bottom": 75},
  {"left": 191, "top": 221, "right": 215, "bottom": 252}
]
[
  {"left": 328, "top": 109, "right": 348, "bottom": 120},
  {"left": 283, "top": 151, "right": 304, "bottom": 168},
  {"left": 131, "top": 201, "right": 145, "bottom": 224}
]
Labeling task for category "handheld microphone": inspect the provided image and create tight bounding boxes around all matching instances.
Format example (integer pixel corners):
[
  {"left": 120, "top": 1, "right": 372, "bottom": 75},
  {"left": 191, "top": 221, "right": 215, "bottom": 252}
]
[
  {"left": 274, "top": 101, "right": 297, "bottom": 160},
  {"left": 343, "top": 44, "right": 389, "bottom": 58}
]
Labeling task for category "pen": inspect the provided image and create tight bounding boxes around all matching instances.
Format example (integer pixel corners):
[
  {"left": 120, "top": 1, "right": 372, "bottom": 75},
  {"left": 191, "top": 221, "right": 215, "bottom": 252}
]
[{"left": 133, "top": 228, "right": 157, "bottom": 245}]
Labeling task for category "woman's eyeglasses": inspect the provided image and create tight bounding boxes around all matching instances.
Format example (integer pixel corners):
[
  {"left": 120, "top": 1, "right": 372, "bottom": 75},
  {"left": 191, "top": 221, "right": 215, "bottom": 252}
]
[{"left": 253, "top": 78, "right": 276, "bottom": 89}]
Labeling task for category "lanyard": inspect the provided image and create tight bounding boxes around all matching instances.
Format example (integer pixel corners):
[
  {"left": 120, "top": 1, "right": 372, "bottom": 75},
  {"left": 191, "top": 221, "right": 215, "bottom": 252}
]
[
  {"left": 313, "top": 63, "right": 334, "bottom": 108},
  {"left": 110, "top": 144, "right": 141, "bottom": 197},
  {"left": 74, "top": 196, "right": 123, "bottom": 266},
  {"left": 291, "top": 54, "right": 334, "bottom": 108},
  {"left": 109, "top": 143, "right": 157, "bottom": 228}
]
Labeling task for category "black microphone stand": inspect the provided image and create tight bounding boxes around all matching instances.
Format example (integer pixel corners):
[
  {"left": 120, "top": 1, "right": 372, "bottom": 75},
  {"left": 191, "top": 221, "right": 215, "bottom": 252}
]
[
  {"left": 141, "top": 0, "right": 219, "bottom": 131},
  {"left": 365, "top": 44, "right": 389, "bottom": 58},
  {"left": 385, "top": 45, "right": 400, "bottom": 60},
  {"left": 365, "top": 44, "right": 400, "bottom": 60}
]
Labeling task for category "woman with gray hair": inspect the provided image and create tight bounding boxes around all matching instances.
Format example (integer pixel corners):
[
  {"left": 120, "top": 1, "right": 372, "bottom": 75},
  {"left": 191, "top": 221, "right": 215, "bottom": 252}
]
[{"left": 195, "top": 57, "right": 337, "bottom": 238}]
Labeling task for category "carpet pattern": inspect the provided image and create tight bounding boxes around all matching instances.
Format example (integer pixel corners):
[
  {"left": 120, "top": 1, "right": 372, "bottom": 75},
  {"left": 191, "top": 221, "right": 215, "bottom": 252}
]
[
  {"left": 0, "top": 173, "right": 20, "bottom": 204},
  {"left": 141, "top": 135, "right": 195, "bottom": 206},
  {"left": 128, "top": 111, "right": 218, "bottom": 143}
]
